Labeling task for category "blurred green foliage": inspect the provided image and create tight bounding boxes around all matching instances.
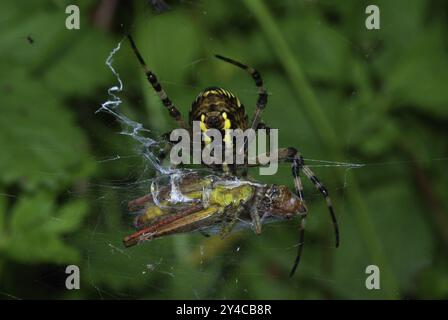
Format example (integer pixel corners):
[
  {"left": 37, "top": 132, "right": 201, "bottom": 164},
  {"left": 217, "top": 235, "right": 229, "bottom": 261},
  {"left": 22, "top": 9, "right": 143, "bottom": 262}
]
[{"left": 0, "top": 0, "right": 447, "bottom": 299}]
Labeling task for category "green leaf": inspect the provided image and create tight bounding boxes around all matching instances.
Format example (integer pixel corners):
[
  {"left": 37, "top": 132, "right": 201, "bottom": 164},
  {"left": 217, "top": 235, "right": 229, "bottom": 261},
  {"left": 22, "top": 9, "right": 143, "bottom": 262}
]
[
  {"left": 0, "top": 66, "right": 95, "bottom": 191},
  {"left": 333, "top": 176, "right": 434, "bottom": 298},
  {"left": 1, "top": 193, "right": 88, "bottom": 264},
  {"left": 41, "top": 30, "right": 115, "bottom": 97},
  {"left": 134, "top": 9, "right": 202, "bottom": 132},
  {"left": 383, "top": 26, "right": 448, "bottom": 117}
]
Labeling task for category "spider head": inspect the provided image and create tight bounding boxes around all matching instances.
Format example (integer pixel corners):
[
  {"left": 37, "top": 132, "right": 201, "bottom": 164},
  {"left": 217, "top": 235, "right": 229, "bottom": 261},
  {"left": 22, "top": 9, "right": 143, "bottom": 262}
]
[
  {"left": 262, "top": 185, "right": 307, "bottom": 218},
  {"left": 200, "top": 111, "right": 229, "bottom": 131}
]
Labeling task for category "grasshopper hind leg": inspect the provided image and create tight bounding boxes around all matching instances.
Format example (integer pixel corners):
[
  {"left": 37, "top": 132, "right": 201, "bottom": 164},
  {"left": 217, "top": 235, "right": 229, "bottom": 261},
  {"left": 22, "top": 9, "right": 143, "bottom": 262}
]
[{"left": 219, "top": 203, "right": 247, "bottom": 238}]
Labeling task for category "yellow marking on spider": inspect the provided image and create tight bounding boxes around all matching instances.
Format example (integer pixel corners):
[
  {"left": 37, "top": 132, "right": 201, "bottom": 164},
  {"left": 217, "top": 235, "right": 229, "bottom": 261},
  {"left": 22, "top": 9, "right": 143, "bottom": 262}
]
[
  {"left": 200, "top": 114, "right": 212, "bottom": 144},
  {"left": 200, "top": 121, "right": 207, "bottom": 132},
  {"left": 221, "top": 112, "right": 232, "bottom": 129},
  {"left": 200, "top": 114, "right": 208, "bottom": 132},
  {"left": 223, "top": 130, "right": 233, "bottom": 147},
  {"left": 203, "top": 133, "right": 212, "bottom": 144},
  {"left": 204, "top": 90, "right": 218, "bottom": 97},
  {"left": 236, "top": 98, "right": 241, "bottom": 107}
]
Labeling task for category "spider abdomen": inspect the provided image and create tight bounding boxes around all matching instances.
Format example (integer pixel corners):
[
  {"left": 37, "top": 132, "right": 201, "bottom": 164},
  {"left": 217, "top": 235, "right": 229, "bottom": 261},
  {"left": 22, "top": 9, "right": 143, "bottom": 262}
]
[{"left": 189, "top": 87, "right": 248, "bottom": 130}]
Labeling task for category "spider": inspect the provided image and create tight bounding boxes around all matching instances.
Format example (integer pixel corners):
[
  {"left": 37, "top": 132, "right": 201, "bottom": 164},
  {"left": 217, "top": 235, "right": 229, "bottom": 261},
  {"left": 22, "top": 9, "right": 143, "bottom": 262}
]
[{"left": 127, "top": 34, "right": 339, "bottom": 276}]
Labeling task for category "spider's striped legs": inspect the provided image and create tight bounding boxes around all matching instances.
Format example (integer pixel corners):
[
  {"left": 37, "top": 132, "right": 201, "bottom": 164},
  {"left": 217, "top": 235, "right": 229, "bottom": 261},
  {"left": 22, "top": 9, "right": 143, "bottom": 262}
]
[
  {"left": 290, "top": 215, "right": 307, "bottom": 277},
  {"left": 299, "top": 157, "right": 340, "bottom": 249},
  {"left": 249, "top": 147, "right": 339, "bottom": 248},
  {"left": 214, "top": 55, "right": 268, "bottom": 133},
  {"left": 289, "top": 149, "right": 308, "bottom": 277},
  {"left": 127, "top": 35, "right": 186, "bottom": 128},
  {"left": 214, "top": 55, "right": 268, "bottom": 178},
  {"left": 286, "top": 148, "right": 339, "bottom": 249},
  {"left": 237, "top": 122, "right": 271, "bottom": 178},
  {"left": 247, "top": 147, "right": 339, "bottom": 276}
]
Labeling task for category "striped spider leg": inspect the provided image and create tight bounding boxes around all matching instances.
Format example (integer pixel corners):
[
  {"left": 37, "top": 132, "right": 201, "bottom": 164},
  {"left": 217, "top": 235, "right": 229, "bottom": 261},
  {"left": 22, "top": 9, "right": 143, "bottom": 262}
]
[{"left": 248, "top": 147, "right": 339, "bottom": 276}]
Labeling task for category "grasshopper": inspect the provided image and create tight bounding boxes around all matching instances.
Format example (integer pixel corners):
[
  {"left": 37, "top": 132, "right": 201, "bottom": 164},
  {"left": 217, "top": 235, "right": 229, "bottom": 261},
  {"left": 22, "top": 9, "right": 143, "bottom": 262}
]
[{"left": 123, "top": 172, "right": 308, "bottom": 276}]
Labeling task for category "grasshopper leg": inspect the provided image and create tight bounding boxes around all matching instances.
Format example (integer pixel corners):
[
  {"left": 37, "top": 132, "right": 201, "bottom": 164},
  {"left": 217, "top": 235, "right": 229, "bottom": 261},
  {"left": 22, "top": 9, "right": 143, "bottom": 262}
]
[
  {"left": 219, "top": 203, "right": 245, "bottom": 238},
  {"left": 199, "top": 230, "right": 211, "bottom": 238},
  {"left": 249, "top": 205, "right": 262, "bottom": 235}
]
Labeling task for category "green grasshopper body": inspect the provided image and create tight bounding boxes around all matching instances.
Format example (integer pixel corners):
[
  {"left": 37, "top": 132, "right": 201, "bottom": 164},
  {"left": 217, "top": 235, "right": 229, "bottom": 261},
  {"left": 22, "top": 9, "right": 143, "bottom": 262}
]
[{"left": 123, "top": 172, "right": 306, "bottom": 247}]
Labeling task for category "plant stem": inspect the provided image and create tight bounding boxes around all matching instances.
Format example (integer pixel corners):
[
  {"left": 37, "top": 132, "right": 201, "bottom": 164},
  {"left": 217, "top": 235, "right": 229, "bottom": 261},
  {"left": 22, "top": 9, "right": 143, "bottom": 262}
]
[{"left": 243, "top": 0, "right": 400, "bottom": 299}]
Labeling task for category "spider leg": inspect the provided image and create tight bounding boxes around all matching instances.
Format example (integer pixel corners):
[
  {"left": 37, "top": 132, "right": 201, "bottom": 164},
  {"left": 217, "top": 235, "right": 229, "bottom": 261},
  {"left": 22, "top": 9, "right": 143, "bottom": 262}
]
[
  {"left": 247, "top": 147, "right": 339, "bottom": 275},
  {"left": 289, "top": 216, "right": 306, "bottom": 277},
  {"left": 285, "top": 147, "right": 339, "bottom": 248},
  {"left": 291, "top": 151, "right": 305, "bottom": 201},
  {"left": 158, "top": 131, "right": 174, "bottom": 165},
  {"left": 214, "top": 55, "right": 268, "bottom": 178},
  {"left": 247, "top": 147, "right": 339, "bottom": 248},
  {"left": 256, "top": 122, "right": 271, "bottom": 131},
  {"left": 300, "top": 157, "right": 340, "bottom": 248},
  {"left": 289, "top": 150, "right": 307, "bottom": 276},
  {"left": 238, "top": 122, "right": 271, "bottom": 177},
  {"left": 214, "top": 54, "right": 268, "bottom": 135},
  {"left": 289, "top": 148, "right": 339, "bottom": 249},
  {"left": 127, "top": 35, "right": 186, "bottom": 128}
]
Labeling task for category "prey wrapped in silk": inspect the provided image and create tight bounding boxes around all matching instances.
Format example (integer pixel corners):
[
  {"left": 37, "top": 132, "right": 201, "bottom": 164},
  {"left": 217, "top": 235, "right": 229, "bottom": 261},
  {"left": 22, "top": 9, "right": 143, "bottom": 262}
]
[{"left": 123, "top": 172, "right": 306, "bottom": 247}]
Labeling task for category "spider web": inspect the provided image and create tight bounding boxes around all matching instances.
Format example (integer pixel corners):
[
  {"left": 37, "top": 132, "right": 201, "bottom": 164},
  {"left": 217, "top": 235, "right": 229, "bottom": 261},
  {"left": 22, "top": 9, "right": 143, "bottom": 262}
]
[
  {"left": 77, "top": 1, "right": 444, "bottom": 300},
  {"left": 84, "top": 24, "right": 358, "bottom": 301},
  {"left": 2, "top": 0, "right": 445, "bottom": 300}
]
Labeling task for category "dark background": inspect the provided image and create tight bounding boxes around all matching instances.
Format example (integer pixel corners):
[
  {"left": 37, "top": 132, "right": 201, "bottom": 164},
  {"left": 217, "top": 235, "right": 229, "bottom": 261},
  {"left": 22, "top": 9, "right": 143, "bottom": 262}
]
[{"left": 1, "top": 0, "right": 448, "bottom": 299}]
